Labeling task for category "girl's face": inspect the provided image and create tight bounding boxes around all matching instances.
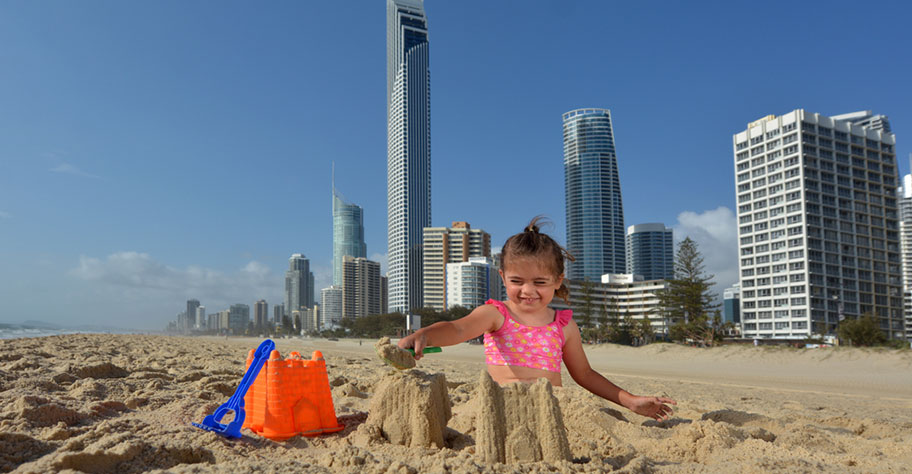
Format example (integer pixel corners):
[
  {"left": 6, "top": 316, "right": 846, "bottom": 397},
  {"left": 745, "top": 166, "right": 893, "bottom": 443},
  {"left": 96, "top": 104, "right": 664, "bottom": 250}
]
[{"left": 499, "top": 257, "right": 563, "bottom": 313}]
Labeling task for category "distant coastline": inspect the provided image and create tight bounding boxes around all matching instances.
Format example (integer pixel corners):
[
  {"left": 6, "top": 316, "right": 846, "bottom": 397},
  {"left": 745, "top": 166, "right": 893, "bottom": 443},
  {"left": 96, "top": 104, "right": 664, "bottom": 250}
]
[{"left": 0, "top": 322, "right": 142, "bottom": 340}]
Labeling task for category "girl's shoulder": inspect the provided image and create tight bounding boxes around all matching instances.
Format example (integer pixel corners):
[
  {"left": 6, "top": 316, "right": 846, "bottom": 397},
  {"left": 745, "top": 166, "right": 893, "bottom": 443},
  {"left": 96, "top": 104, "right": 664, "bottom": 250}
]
[{"left": 554, "top": 308, "right": 573, "bottom": 328}]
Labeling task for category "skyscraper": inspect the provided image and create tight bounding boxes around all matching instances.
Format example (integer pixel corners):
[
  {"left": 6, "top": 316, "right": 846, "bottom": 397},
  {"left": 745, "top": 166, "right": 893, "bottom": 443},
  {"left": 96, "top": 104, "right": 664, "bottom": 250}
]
[
  {"left": 186, "top": 299, "right": 200, "bottom": 332},
  {"left": 626, "top": 223, "right": 674, "bottom": 281},
  {"left": 387, "top": 0, "right": 431, "bottom": 313},
  {"left": 320, "top": 286, "right": 343, "bottom": 328},
  {"left": 342, "top": 256, "right": 383, "bottom": 319},
  {"left": 285, "top": 254, "right": 314, "bottom": 314},
  {"left": 734, "top": 109, "right": 902, "bottom": 340},
  {"left": 333, "top": 187, "right": 366, "bottom": 286},
  {"left": 563, "top": 108, "right": 626, "bottom": 280},
  {"left": 897, "top": 157, "right": 912, "bottom": 340},
  {"left": 254, "top": 299, "right": 269, "bottom": 329},
  {"left": 273, "top": 303, "right": 285, "bottom": 326},
  {"left": 422, "top": 222, "right": 491, "bottom": 310},
  {"left": 446, "top": 257, "right": 498, "bottom": 310}
]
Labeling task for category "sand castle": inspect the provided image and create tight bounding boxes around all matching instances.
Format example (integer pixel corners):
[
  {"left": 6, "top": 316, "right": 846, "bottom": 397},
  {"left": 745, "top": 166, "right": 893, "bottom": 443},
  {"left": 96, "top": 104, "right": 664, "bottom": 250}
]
[
  {"left": 475, "top": 371, "right": 572, "bottom": 464},
  {"left": 362, "top": 369, "right": 451, "bottom": 448},
  {"left": 242, "top": 349, "right": 344, "bottom": 440}
]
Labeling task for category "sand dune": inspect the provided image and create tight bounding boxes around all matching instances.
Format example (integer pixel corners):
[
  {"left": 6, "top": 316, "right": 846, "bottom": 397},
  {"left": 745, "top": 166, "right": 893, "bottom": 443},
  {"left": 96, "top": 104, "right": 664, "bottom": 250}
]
[{"left": 1, "top": 334, "right": 911, "bottom": 473}]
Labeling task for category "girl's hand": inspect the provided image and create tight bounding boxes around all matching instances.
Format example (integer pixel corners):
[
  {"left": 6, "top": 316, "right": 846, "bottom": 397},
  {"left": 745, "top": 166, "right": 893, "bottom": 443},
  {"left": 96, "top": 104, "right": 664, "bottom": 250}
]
[
  {"left": 627, "top": 395, "right": 676, "bottom": 421},
  {"left": 397, "top": 331, "right": 428, "bottom": 360}
]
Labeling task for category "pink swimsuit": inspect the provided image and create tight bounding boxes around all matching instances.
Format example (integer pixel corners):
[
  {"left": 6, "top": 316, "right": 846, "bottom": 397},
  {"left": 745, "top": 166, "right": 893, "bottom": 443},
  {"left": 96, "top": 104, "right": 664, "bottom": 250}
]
[{"left": 483, "top": 299, "right": 573, "bottom": 373}]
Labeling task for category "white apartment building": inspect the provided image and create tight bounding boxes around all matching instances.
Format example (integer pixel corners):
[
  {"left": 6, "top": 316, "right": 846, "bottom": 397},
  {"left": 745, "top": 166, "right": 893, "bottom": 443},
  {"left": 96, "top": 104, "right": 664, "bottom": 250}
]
[
  {"left": 734, "top": 110, "right": 902, "bottom": 340},
  {"left": 446, "top": 257, "right": 498, "bottom": 309},
  {"left": 422, "top": 222, "right": 491, "bottom": 310},
  {"left": 551, "top": 274, "right": 670, "bottom": 335},
  {"left": 898, "top": 169, "right": 912, "bottom": 340},
  {"left": 320, "top": 286, "right": 343, "bottom": 328}
]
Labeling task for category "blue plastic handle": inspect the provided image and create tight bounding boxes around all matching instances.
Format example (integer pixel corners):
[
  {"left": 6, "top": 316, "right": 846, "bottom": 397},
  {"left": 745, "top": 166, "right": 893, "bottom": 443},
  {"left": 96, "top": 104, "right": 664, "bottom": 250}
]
[{"left": 192, "top": 338, "right": 275, "bottom": 438}]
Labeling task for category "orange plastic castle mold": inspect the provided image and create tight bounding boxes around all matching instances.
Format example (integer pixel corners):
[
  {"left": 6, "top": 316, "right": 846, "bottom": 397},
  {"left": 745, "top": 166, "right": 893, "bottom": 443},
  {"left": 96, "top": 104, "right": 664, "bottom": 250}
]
[{"left": 242, "top": 349, "right": 344, "bottom": 440}]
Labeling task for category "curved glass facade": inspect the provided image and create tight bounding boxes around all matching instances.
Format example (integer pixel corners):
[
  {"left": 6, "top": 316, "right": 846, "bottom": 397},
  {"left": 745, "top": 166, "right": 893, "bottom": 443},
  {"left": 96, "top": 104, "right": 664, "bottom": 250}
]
[
  {"left": 626, "top": 223, "right": 674, "bottom": 281},
  {"left": 563, "top": 108, "right": 626, "bottom": 280},
  {"left": 333, "top": 189, "right": 366, "bottom": 286}
]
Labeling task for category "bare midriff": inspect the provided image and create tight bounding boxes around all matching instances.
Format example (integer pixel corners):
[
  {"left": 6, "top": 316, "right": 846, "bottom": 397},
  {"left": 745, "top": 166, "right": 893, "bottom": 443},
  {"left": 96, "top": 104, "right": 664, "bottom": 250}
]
[{"left": 487, "top": 364, "right": 562, "bottom": 387}]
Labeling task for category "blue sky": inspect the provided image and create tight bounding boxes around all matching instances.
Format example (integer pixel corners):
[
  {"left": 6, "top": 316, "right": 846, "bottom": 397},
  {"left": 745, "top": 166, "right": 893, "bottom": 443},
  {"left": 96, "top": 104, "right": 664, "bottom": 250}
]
[{"left": 1, "top": 1, "right": 910, "bottom": 329}]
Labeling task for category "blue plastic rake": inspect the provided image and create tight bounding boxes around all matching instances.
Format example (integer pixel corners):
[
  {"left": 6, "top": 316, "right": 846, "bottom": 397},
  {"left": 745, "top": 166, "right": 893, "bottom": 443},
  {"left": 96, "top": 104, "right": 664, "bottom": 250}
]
[{"left": 192, "top": 339, "right": 275, "bottom": 438}]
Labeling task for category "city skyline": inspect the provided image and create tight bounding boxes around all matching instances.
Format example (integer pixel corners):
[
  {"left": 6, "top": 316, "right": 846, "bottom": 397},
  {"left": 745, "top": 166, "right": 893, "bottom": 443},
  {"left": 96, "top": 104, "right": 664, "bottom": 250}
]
[{"left": 1, "top": 1, "right": 910, "bottom": 329}]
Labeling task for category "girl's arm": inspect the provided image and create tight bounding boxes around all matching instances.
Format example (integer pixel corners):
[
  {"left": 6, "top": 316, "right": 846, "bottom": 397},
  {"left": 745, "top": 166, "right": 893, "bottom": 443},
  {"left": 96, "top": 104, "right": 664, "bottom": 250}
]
[
  {"left": 562, "top": 320, "right": 676, "bottom": 421},
  {"left": 397, "top": 304, "right": 502, "bottom": 359}
]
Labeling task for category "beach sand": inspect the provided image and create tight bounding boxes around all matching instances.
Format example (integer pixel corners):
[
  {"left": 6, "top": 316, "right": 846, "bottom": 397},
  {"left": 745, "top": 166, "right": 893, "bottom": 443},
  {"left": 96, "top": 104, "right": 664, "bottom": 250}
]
[{"left": 1, "top": 334, "right": 911, "bottom": 473}]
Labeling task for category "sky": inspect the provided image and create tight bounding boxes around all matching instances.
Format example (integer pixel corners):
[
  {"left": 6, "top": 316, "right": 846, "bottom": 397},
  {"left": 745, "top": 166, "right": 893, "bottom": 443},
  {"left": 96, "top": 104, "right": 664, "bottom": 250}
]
[{"left": 1, "top": 1, "right": 910, "bottom": 330}]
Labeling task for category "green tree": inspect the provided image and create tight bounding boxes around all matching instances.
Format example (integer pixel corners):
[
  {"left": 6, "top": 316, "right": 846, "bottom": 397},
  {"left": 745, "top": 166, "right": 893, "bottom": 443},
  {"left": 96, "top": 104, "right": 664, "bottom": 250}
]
[
  {"left": 836, "top": 313, "right": 887, "bottom": 346},
  {"left": 655, "top": 237, "right": 721, "bottom": 346},
  {"left": 577, "top": 278, "right": 596, "bottom": 329},
  {"left": 281, "top": 315, "right": 293, "bottom": 335}
]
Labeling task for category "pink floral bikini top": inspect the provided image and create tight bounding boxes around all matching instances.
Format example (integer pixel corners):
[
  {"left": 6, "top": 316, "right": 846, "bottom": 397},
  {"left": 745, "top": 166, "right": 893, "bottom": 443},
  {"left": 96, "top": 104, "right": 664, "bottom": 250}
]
[{"left": 483, "top": 299, "right": 573, "bottom": 373}]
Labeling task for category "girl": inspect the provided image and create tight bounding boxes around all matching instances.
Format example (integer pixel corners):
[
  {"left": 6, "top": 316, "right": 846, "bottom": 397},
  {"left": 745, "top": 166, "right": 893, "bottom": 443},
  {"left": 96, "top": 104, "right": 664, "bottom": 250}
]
[{"left": 399, "top": 217, "right": 676, "bottom": 421}]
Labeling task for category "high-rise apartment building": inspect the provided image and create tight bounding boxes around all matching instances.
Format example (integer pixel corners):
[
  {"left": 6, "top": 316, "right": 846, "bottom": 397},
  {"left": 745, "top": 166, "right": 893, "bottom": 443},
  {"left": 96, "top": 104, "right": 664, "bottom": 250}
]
[
  {"left": 186, "top": 299, "right": 200, "bottom": 332},
  {"left": 342, "top": 256, "right": 383, "bottom": 319},
  {"left": 228, "top": 304, "right": 250, "bottom": 333},
  {"left": 734, "top": 110, "right": 902, "bottom": 340},
  {"left": 897, "top": 161, "right": 912, "bottom": 340},
  {"left": 273, "top": 303, "right": 285, "bottom": 326},
  {"left": 387, "top": 0, "right": 431, "bottom": 313},
  {"left": 254, "top": 299, "right": 269, "bottom": 329},
  {"left": 333, "top": 188, "right": 366, "bottom": 286},
  {"left": 563, "top": 108, "right": 626, "bottom": 280},
  {"left": 626, "top": 223, "right": 674, "bottom": 281},
  {"left": 831, "top": 111, "right": 892, "bottom": 134},
  {"left": 285, "top": 254, "right": 314, "bottom": 314},
  {"left": 195, "top": 306, "right": 206, "bottom": 330},
  {"left": 446, "top": 257, "right": 498, "bottom": 309},
  {"left": 723, "top": 284, "right": 741, "bottom": 325},
  {"left": 320, "top": 286, "right": 343, "bottom": 328},
  {"left": 422, "top": 222, "right": 491, "bottom": 310}
]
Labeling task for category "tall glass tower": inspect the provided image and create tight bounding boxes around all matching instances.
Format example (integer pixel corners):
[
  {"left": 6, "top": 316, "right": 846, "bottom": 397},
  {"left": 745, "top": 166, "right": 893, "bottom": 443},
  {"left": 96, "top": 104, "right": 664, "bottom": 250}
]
[
  {"left": 333, "top": 187, "right": 366, "bottom": 286},
  {"left": 626, "top": 223, "right": 674, "bottom": 280},
  {"left": 563, "top": 108, "right": 626, "bottom": 281},
  {"left": 285, "top": 254, "right": 314, "bottom": 313},
  {"left": 387, "top": 0, "right": 430, "bottom": 313}
]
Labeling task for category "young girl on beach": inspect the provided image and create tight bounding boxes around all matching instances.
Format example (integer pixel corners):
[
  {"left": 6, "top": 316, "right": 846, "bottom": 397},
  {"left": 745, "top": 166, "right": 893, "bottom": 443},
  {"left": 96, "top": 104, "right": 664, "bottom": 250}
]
[{"left": 399, "top": 217, "right": 676, "bottom": 421}]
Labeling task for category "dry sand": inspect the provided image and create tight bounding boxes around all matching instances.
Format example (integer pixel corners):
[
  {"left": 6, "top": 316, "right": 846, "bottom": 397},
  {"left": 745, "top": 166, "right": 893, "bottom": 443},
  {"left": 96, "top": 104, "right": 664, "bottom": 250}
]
[{"left": 1, "top": 334, "right": 911, "bottom": 473}]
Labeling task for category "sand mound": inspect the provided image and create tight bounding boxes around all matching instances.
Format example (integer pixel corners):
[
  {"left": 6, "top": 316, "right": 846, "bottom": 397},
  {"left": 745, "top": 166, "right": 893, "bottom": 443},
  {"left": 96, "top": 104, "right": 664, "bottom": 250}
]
[
  {"left": 359, "top": 369, "right": 450, "bottom": 448},
  {"left": 374, "top": 337, "right": 415, "bottom": 370},
  {"left": 475, "top": 371, "right": 572, "bottom": 464},
  {"left": 12, "top": 396, "right": 85, "bottom": 428},
  {"left": 73, "top": 363, "right": 129, "bottom": 379},
  {"left": 0, "top": 432, "right": 53, "bottom": 473}
]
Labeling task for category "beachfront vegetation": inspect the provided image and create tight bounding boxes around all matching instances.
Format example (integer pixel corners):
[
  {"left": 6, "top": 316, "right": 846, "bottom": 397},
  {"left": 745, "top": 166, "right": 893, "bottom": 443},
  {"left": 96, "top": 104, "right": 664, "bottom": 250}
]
[
  {"left": 836, "top": 313, "right": 888, "bottom": 347},
  {"left": 334, "top": 306, "right": 471, "bottom": 338},
  {"left": 654, "top": 237, "right": 730, "bottom": 347}
]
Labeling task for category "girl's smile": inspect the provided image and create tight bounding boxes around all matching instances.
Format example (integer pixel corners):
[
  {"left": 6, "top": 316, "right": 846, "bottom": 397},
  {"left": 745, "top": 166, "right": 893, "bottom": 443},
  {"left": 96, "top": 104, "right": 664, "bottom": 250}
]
[{"left": 500, "top": 258, "right": 563, "bottom": 315}]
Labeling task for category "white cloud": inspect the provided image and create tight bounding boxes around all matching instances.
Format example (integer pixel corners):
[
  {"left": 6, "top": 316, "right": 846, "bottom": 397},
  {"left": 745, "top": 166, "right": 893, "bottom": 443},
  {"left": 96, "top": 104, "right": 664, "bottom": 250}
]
[
  {"left": 672, "top": 206, "right": 739, "bottom": 294},
  {"left": 70, "top": 251, "right": 283, "bottom": 318},
  {"left": 50, "top": 163, "right": 101, "bottom": 179},
  {"left": 0, "top": 211, "right": 11, "bottom": 219}
]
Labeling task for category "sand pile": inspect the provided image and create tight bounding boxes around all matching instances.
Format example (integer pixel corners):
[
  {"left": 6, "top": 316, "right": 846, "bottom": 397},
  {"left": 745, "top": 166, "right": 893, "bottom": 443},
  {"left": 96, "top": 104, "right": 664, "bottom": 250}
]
[
  {"left": 475, "top": 371, "right": 571, "bottom": 464},
  {"left": 357, "top": 369, "right": 450, "bottom": 448},
  {"left": 1, "top": 334, "right": 911, "bottom": 473},
  {"left": 373, "top": 337, "right": 415, "bottom": 370}
]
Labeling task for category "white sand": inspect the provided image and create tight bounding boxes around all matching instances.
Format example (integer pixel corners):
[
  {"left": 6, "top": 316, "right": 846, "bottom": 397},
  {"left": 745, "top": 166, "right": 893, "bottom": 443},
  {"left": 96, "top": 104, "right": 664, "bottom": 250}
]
[{"left": 1, "top": 334, "right": 911, "bottom": 473}]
